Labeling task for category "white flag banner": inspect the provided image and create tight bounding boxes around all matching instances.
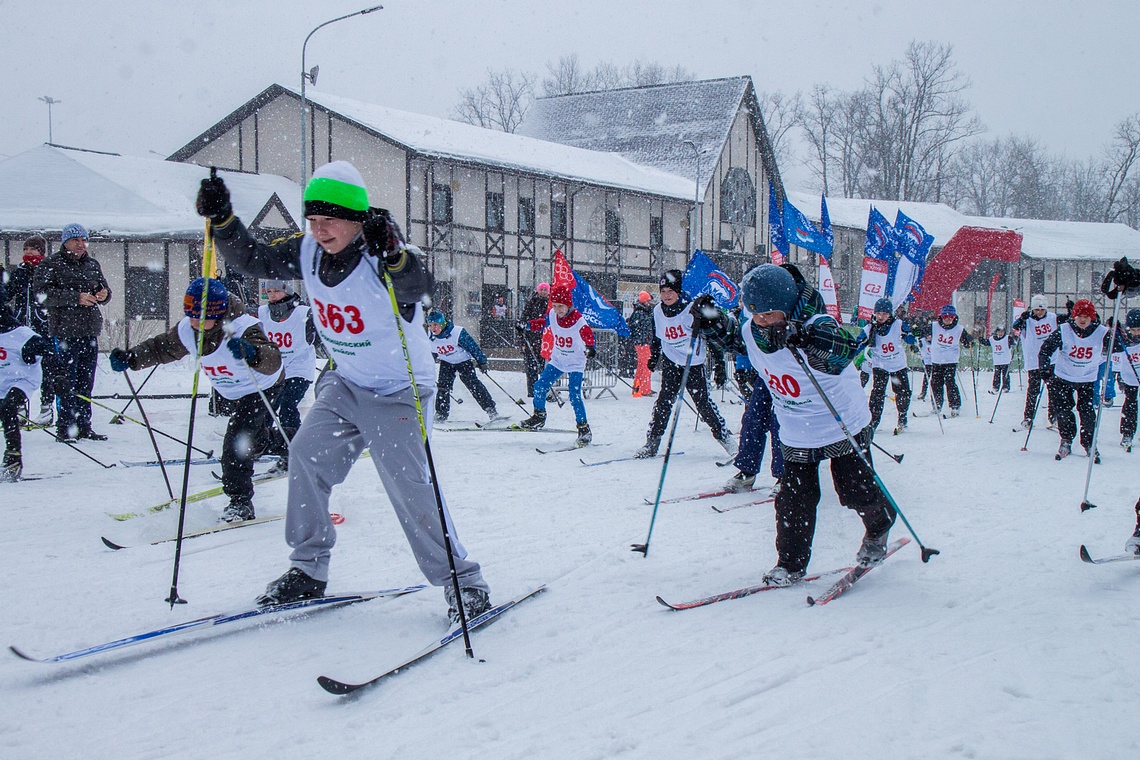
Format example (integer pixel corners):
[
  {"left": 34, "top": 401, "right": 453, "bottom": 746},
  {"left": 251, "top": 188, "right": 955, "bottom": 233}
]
[
  {"left": 818, "top": 257, "right": 841, "bottom": 323},
  {"left": 857, "top": 257, "right": 890, "bottom": 321}
]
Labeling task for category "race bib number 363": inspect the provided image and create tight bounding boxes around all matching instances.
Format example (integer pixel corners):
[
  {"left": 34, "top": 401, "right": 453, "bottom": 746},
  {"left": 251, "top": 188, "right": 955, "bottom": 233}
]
[{"left": 312, "top": 298, "right": 365, "bottom": 335}]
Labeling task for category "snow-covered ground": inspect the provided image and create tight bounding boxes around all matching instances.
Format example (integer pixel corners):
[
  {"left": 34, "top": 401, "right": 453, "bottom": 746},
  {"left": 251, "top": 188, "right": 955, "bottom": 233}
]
[{"left": 2, "top": 359, "right": 1138, "bottom": 759}]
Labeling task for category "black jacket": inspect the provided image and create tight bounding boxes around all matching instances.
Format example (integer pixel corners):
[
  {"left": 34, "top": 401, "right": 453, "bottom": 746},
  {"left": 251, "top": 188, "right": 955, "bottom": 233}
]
[
  {"left": 628, "top": 301, "right": 655, "bottom": 345},
  {"left": 33, "top": 249, "right": 111, "bottom": 338},
  {"left": 3, "top": 263, "right": 49, "bottom": 333}
]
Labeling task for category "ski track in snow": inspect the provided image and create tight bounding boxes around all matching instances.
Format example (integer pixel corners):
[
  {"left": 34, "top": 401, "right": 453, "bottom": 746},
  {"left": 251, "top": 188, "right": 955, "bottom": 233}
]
[{"left": 2, "top": 362, "right": 1139, "bottom": 758}]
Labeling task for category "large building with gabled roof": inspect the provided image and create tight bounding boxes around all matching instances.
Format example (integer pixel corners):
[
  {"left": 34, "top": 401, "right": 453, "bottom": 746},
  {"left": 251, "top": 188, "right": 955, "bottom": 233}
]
[{"left": 168, "top": 78, "right": 782, "bottom": 345}]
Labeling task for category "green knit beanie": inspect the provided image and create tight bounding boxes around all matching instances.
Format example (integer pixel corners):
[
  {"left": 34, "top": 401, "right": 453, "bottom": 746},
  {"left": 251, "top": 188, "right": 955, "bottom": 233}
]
[{"left": 303, "top": 161, "right": 369, "bottom": 221}]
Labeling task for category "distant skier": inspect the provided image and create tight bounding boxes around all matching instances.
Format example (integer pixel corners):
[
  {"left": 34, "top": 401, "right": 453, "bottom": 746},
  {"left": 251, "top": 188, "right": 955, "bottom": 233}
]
[
  {"left": 634, "top": 270, "right": 734, "bottom": 459},
  {"left": 1037, "top": 299, "right": 1110, "bottom": 461},
  {"left": 1111, "top": 309, "right": 1140, "bottom": 450},
  {"left": 857, "top": 297, "right": 915, "bottom": 434},
  {"left": 929, "top": 305, "right": 973, "bottom": 418},
  {"left": 258, "top": 279, "right": 318, "bottom": 473},
  {"left": 515, "top": 285, "right": 594, "bottom": 446},
  {"left": 979, "top": 325, "right": 1015, "bottom": 394},
  {"left": 1012, "top": 295, "right": 1065, "bottom": 429},
  {"left": 0, "top": 303, "right": 54, "bottom": 481},
  {"left": 699, "top": 263, "right": 896, "bottom": 585},
  {"left": 425, "top": 308, "right": 503, "bottom": 425},
  {"left": 109, "top": 279, "right": 283, "bottom": 520}
]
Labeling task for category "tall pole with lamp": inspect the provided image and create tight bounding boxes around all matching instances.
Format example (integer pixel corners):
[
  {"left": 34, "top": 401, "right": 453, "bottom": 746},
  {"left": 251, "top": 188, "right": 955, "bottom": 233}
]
[
  {"left": 39, "top": 96, "right": 60, "bottom": 144},
  {"left": 300, "top": 5, "right": 384, "bottom": 201},
  {"left": 682, "top": 140, "right": 701, "bottom": 255}
]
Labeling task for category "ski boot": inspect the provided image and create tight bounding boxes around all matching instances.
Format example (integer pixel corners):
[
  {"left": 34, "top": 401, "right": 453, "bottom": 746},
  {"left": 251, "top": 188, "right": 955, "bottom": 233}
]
[
  {"left": 1084, "top": 445, "right": 1101, "bottom": 464},
  {"left": 1020, "top": 418, "right": 1032, "bottom": 430},
  {"left": 256, "top": 567, "right": 326, "bottom": 606},
  {"left": 486, "top": 408, "right": 507, "bottom": 424},
  {"left": 716, "top": 432, "right": 738, "bottom": 458},
  {"left": 1122, "top": 435, "right": 1134, "bottom": 452},
  {"left": 761, "top": 566, "right": 805, "bottom": 587},
  {"left": 1125, "top": 527, "right": 1140, "bottom": 555},
  {"left": 634, "top": 435, "right": 661, "bottom": 459},
  {"left": 576, "top": 422, "right": 592, "bottom": 446},
  {"left": 444, "top": 586, "right": 492, "bottom": 624},
  {"left": 949, "top": 408, "right": 961, "bottom": 419},
  {"left": 0, "top": 451, "right": 21, "bottom": 482},
  {"left": 856, "top": 529, "right": 890, "bottom": 567},
  {"left": 33, "top": 404, "right": 53, "bottom": 426},
  {"left": 724, "top": 471, "right": 755, "bottom": 493},
  {"left": 1055, "top": 440, "right": 1072, "bottom": 460},
  {"left": 518, "top": 408, "right": 547, "bottom": 431},
  {"left": 894, "top": 418, "right": 908, "bottom": 435},
  {"left": 221, "top": 500, "right": 256, "bottom": 523}
]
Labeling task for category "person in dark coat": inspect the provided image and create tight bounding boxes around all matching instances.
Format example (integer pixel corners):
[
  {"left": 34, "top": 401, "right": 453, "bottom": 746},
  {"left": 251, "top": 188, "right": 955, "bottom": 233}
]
[
  {"left": 2, "top": 235, "right": 54, "bottom": 424},
  {"left": 517, "top": 283, "right": 549, "bottom": 398},
  {"left": 628, "top": 290, "right": 656, "bottom": 397},
  {"left": 33, "top": 224, "right": 111, "bottom": 442}
]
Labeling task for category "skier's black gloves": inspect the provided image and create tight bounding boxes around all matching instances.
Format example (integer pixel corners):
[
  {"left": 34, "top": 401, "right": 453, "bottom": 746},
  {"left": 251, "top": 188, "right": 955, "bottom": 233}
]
[
  {"left": 785, "top": 321, "right": 812, "bottom": 349},
  {"left": 109, "top": 348, "right": 133, "bottom": 373},
  {"left": 362, "top": 209, "right": 405, "bottom": 267},
  {"left": 1103, "top": 258, "right": 1140, "bottom": 299},
  {"left": 1066, "top": 299, "right": 1076, "bottom": 314},
  {"left": 227, "top": 336, "right": 257, "bottom": 362},
  {"left": 647, "top": 352, "right": 658, "bottom": 372},
  {"left": 713, "top": 361, "right": 727, "bottom": 389},
  {"left": 690, "top": 294, "right": 718, "bottom": 331},
  {"left": 514, "top": 320, "right": 528, "bottom": 333},
  {"left": 1039, "top": 363, "right": 1055, "bottom": 381},
  {"left": 196, "top": 174, "right": 232, "bottom": 224},
  {"left": 477, "top": 361, "right": 489, "bottom": 374}
]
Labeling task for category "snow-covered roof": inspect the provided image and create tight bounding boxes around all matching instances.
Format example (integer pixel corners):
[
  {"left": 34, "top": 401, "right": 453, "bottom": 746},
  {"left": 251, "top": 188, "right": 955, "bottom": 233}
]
[
  {"left": 297, "top": 87, "right": 695, "bottom": 201},
  {"left": 786, "top": 189, "right": 1140, "bottom": 262},
  {"left": 517, "top": 77, "right": 753, "bottom": 198},
  {"left": 0, "top": 144, "right": 301, "bottom": 238}
]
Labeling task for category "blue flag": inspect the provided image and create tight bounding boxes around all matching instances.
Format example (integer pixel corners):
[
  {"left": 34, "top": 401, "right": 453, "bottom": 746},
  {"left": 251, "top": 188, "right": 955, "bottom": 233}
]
[
  {"left": 864, "top": 207, "right": 896, "bottom": 262},
  {"left": 820, "top": 196, "right": 834, "bottom": 262},
  {"left": 553, "top": 250, "right": 631, "bottom": 336},
  {"left": 892, "top": 210, "right": 935, "bottom": 304},
  {"left": 683, "top": 251, "right": 739, "bottom": 309},
  {"left": 768, "top": 184, "right": 788, "bottom": 257},
  {"left": 783, "top": 197, "right": 833, "bottom": 257}
]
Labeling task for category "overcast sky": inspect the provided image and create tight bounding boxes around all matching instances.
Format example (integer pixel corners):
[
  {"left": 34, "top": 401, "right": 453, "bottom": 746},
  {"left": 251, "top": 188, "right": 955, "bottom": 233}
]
[{"left": 3, "top": 0, "right": 1137, "bottom": 191}]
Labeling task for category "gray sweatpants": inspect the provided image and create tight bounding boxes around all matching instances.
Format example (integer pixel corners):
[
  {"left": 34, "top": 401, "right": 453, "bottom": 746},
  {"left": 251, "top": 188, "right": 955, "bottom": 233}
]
[{"left": 284, "top": 372, "right": 487, "bottom": 593}]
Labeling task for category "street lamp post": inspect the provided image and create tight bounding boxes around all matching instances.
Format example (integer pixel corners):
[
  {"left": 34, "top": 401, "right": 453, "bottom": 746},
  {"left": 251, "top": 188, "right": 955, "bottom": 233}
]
[
  {"left": 683, "top": 140, "right": 701, "bottom": 252},
  {"left": 300, "top": 4, "right": 384, "bottom": 200},
  {"left": 39, "top": 96, "right": 60, "bottom": 144}
]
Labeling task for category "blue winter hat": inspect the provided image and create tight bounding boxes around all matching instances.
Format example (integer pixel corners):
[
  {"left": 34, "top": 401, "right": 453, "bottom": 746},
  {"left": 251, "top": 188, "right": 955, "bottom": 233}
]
[
  {"left": 426, "top": 309, "right": 446, "bottom": 325},
  {"left": 939, "top": 304, "right": 957, "bottom": 318},
  {"left": 741, "top": 264, "right": 798, "bottom": 316},
  {"left": 183, "top": 277, "right": 228, "bottom": 319},
  {"left": 874, "top": 297, "right": 894, "bottom": 315},
  {"left": 61, "top": 223, "right": 89, "bottom": 243},
  {"left": 1127, "top": 309, "right": 1140, "bottom": 329}
]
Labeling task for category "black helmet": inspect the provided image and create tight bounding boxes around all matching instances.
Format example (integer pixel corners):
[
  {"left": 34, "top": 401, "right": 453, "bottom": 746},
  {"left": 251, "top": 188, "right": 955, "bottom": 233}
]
[{"left": 741, "top": 265, "right": 798, "bottom": 316}]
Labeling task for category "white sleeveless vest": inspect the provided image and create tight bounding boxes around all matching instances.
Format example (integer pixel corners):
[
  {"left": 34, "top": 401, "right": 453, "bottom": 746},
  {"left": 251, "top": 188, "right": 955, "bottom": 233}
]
[
  {"left": 1052, "top": 323, "right": 1108, "bottom": 383},
  {"left": 177, "top": 315, "right": 282, "bottom": 400},
  {"left": 258, "top": 304, "right": 316, "bottom": 381},
  {"left": 548, "top": 311, "right": 588, "bottom": 373},
  {"left": 429, "top": 327, "right": 474, "bottom": 365},
  {"left": 654, "top": 302, "right": 705, "bottom": 366},
  {"left": 1021, "top": 313, "right": 1057, "bottom": 371},
  {"left": 990, "top": 335, "right": 1011, "bottom": 366},
  {"left": 930, "top": 322, "right": 965, "bottom": 364},
  {"left": 866, "top": 319, "right": 908, "bottom": 372},
  {"left": 0, "top": 326, "right": 42, "bottom": 397}
]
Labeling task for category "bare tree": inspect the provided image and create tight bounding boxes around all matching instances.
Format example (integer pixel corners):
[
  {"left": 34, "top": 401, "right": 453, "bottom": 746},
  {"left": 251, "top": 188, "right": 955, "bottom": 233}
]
[
  {"left": 540, "top": 56, "right": 695, "bottom": 97},
  {"left": 860, "top": 42, "right": 984, "bottom": 202},
  {"left": 797, "top": 85, "right": 837, "bottom": 195},
  {"left": 453, "top": 68, "right": 537, "bottom": 132},
  {"left": 1102, "top": 112, "right": 1140, "bottom": 223},
  {"left": 832, "top": 90, "right": 872, "bottom": 198},
  {"left": 951, "top": 137, "right": 1008, "bottom": 216},
  {"left": 542, "top": 54, "right": 593, "bottom": 98},
  {"left": 757, "top": 90, "right": 802, "bottom": 174}
]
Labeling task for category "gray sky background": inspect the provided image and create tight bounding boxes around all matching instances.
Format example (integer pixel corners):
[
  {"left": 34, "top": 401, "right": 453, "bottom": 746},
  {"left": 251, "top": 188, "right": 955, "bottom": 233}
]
[{"left": 2, "top": 0, "right": 1137, "bottom": 190}]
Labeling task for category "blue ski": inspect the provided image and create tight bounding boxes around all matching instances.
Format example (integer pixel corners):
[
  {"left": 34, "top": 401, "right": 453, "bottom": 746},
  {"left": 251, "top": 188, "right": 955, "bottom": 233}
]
[{"left": 9, "top": 585, "right": 426, "bottom": 664}]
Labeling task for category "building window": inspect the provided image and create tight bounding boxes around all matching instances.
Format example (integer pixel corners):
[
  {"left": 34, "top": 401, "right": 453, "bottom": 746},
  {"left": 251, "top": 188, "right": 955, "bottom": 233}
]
[
  {"left": 431, "top": 184, "right": 453, "bottom": 224},
  {"left": 518, "top": 197, "right": 535, "bottom": 235},
  {"left": 650, "top": 216, "right": 663, "bottom": 249},
  {"left": 605, "top": 209, "right": 621, "bottom": 246},
  {"left": 126, "top": 265, "right": 168, "bottom": 319},
  {"left": 551, "top": 200, "right": 567, "bottom": 238},
  {"left": 485, "top": 192, "right": 505, "bottom": 231},
  {"left": 1030, "top": 269, "right": 1045, "bottom": 294}
]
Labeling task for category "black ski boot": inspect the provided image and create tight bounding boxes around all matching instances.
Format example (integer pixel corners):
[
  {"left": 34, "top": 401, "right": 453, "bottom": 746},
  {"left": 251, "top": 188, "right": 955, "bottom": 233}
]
[
  {"left": 221, "top": 500, "right": 256, "bottom": 523},
  {"left": 256, "top": 567, "right": 327, "bottom": 606},
  {"left": 576, "top": 422, "right": 592, "bottom": 446},
  {"left": 634, "top": 436, "right": 661, "bottom": 459},
  {"left": 518, "top": 408, "right": 547, "bottom": 430},
  {"left": 1, "top": 451, "right": 22, "bottom": 482},
  {"left": 444, "top": 586, "right": 492, "bottom": 624}
]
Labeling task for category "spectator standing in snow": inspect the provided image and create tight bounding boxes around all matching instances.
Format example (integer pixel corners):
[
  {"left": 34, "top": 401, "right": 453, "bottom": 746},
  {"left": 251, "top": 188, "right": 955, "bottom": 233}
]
[
  {"left": 517, "top": 283, "right": 549, "bottom": 398},
  {"left": 628, "top": 290, "right": 656, "bottom": 397},
  {"left": 33, "top": 224, "right": 111, "bottom": 442},
  {"left": 2, "top": 235, "right": 54, "bottom": 425}
]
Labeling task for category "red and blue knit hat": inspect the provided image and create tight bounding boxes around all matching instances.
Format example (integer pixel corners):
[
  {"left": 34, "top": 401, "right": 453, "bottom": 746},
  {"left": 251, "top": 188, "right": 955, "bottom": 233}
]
[{"left": 183, "top": 277, "right": 228, "bottom": 319}]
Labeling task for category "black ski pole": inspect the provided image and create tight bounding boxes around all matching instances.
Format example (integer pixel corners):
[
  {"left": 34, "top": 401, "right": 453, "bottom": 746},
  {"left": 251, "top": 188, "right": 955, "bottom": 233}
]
[
  {"left": 871, "top": 439, "right": 904, "bottom": 464},
  {"left": 789, "top": 346, "right": 939, "bottom": 562},
  {"left": 18, "top": 413, "right": 117, "bottom": 469},
  {"left": 479, "top": 366, "right": 530, "bottom": 414},
  {"left": 972, "top": 344, "right": 980, "bottom": 418},
  {"left": 632, "top": 331, "right": 701, "bottom": 557},
  {"left": 78, "top": 393, "right": 213, "bottom": 457},
  {"left": 988, "top": 376, "right": 1006, "bottom": 424},
  {"left": 921, "top": 364, "right": 945, "bottom": 435},
  {"left": 1020, "top": 383, "right": 1046, "bottom": 452},
  {"left": 124, "top": 371, "right": 174, "bottom": 501},
  {"left": 1079, "top": 295, "right": 1125, "bottom": 512},
  {"left": 109, "top": 365, "right": 158, "bottom": 424},
  {"left": 380, "top": 255, "right": 476, "bottom": 659}
]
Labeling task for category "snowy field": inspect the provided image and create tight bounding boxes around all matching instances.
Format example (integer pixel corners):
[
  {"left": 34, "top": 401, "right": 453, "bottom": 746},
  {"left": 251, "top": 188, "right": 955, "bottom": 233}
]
[{"left": 2, "top": 357, "right": 1138, "bottom": 760}]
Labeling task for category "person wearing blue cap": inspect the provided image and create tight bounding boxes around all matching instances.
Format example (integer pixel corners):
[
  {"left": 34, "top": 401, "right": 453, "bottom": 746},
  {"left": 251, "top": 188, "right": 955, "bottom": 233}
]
[
  {"left": 425, "top": 308, "right": 502, "bottom": 424},
  {"left": 33, "top": 223, "right": 111, "bottom": 442},
  {"left": 857, "top": 297, "right": 916, "bottom": 434}
]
